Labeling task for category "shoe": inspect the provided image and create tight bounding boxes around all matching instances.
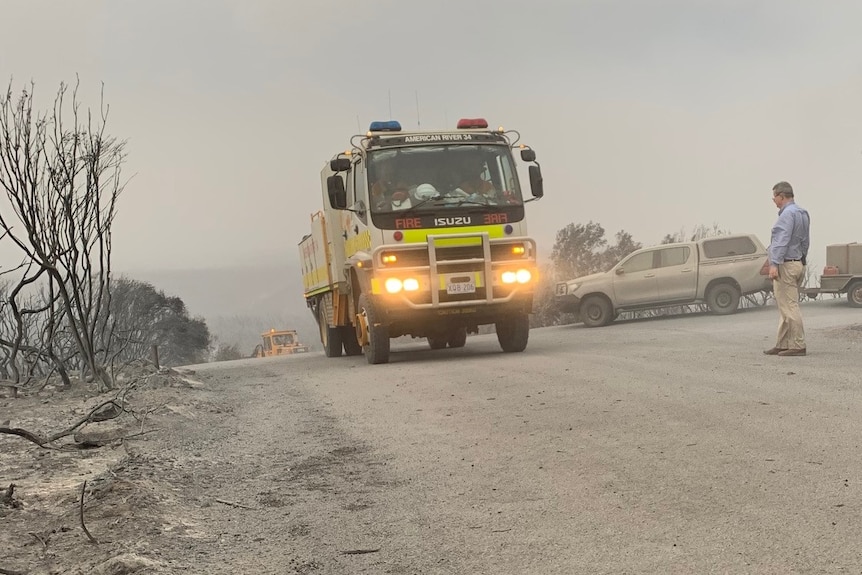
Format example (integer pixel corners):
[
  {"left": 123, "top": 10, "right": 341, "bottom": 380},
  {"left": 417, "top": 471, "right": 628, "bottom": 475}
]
[
  {"left": 778, "top": 348, "right": 806, "bottom": 357},
  {"left": 763, "top": 347, "right": 787, "bottom": 355}
]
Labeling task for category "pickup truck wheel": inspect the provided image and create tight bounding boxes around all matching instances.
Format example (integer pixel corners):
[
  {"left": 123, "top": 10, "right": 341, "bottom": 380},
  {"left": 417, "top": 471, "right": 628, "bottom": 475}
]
[
  {"left": 358, "top": 294, "right": 390, "bottom": 364},
  {"left": 706, "top": 283, "right": 740, "bottom": 315},
  {"left": 427, "top": 336, "right": 447, "bottom": 350},
  {"left": 495, "top": 313, "right": 530, "bottom": 352},
  {"left": 580, "top": 296, "right": 613, "bottom": 327},
  {"left": 341, "top": 325, "right": 363, "bottom": 356},
  {"left": 847, "top": 280, "right": 862, "bottom": 308},
  {"left": 318, "top": 306, "right": 343, "bottom": 357},
  {"left": 447, "top": 327, "right": 468, "bottom": 348}
]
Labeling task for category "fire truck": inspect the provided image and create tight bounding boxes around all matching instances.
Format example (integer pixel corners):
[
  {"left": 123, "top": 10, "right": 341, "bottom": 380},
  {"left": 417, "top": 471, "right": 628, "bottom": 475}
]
[{"left": 299, "top": 118, "right": 544, "bottom": 364}]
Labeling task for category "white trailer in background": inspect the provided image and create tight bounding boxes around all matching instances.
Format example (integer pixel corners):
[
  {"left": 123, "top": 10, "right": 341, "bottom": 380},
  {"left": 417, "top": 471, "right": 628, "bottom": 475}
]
[{"left": 802, "top": 242, "right": 862, "bottom": 306}]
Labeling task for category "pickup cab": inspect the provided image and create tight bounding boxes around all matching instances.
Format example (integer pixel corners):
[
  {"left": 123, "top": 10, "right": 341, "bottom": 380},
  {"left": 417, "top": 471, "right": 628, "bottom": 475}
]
[{"left": 554, "top": 234, "right": 772, "bottom": 327}]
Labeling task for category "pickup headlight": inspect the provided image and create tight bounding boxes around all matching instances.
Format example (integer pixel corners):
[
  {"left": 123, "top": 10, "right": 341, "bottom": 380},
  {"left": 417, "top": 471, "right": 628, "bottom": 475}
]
[{"left": 556, "top": 282, "right": 579, "bottom": 296}]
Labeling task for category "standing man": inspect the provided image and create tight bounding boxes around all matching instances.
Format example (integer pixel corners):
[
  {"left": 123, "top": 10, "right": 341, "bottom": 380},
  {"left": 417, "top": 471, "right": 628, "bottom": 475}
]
[{"left": 764, "top": 181, "right": 811, "bottom": 357}]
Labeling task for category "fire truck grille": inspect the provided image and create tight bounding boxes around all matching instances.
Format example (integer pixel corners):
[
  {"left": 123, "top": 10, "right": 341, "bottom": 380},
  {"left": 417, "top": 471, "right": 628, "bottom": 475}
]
[{"left": 385, "top": 244, "right": 524, "bottom": 268}]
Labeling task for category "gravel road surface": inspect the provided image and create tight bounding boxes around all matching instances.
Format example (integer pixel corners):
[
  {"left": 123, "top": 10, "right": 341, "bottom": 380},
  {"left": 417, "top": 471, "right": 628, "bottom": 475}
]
[{"left": 132, "top": 300, "right": 861, "bottom": 574}]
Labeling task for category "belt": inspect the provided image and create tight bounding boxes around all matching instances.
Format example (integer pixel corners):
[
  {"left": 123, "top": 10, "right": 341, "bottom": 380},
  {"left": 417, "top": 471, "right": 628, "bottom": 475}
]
[{"left": 784, "top": 259, "right": 801, "bottom": 262}]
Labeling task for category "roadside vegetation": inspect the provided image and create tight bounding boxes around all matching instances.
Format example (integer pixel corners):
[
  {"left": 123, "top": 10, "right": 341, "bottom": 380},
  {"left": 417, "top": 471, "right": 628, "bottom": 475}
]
[
  {"left": 0, "top": 80, "right": 211, "bottom": 396},
  {"left": 0, "top": 79, "right": 220, "bottom": 575}
]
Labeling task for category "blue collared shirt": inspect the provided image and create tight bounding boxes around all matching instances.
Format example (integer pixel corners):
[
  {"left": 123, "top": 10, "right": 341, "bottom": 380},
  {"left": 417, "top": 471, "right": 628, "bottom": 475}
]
[{"left": 769, "top": 201, "right": 810, "bottom": 265}]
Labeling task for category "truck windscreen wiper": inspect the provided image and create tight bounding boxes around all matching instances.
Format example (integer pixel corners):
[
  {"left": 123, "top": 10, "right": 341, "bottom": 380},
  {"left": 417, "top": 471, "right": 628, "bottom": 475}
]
[
  {"left": 397, "top": 193, "right": 460, "bottom": 215},
  {"left": 450, "top": 197, "right": 491, "bottom": 207}
]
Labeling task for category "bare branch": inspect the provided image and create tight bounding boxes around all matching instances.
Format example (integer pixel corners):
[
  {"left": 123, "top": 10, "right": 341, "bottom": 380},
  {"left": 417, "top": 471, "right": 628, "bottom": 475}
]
[
  {"left": 0, "top": 79, "right": 128, "bottom": 391},
  {"left": 0, "top": 426, "right": 46, "bottom": 447},
  {"left": 79, "top": 480, "right": 98, "bottom": 544}
]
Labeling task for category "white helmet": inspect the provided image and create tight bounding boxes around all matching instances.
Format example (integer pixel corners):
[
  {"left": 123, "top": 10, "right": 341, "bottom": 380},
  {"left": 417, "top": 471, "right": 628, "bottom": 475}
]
[{"left": 414, "top": 183, "right": 438, "bottom": 200}]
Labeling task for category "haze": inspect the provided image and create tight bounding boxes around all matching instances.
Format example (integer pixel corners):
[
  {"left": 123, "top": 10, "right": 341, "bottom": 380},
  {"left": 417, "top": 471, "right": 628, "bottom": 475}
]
[{"left": 2, "top": 0, "right": 861, "bottom": 278}]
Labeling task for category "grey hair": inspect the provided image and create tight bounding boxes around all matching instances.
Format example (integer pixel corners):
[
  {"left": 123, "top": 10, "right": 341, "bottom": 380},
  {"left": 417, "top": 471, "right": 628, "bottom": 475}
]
[{"left": 772, "top": 181, "right": 794, "bottom": 198}]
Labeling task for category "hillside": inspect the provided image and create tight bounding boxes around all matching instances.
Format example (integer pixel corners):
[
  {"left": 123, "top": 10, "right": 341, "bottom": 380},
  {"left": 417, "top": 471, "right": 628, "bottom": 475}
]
[{"left": 124, "top": 262, "right": 319, "bottom": 357}]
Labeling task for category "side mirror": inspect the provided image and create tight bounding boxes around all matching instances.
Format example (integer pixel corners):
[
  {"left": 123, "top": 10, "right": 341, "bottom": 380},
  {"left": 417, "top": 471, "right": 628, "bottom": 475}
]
[
  {"left": 528, "top": 165, "right": 544, "bottom": 198},
  {"left": 520, "top": 149, "right": 536, "bottom": 162},
  {"left": 615, "top": 268, "right": 625, "bottom": 275},
  {"left": 330, "top": 158, "right": 351, "bottom": 172},
  {"left": 327, "top": 175, "right": 347, "bottom": 209}
]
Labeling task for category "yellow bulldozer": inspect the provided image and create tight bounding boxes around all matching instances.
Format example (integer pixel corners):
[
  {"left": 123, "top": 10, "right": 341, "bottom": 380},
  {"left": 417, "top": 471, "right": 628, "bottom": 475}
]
[{"left": 252, "top": 329, "right": 310, "bottom": 357}]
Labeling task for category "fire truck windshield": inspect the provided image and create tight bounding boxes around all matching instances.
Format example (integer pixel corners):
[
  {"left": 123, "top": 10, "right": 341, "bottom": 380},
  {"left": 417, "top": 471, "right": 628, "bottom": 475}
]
[{"left": 367, "top": 144, "right": 524, "bottom": 215}]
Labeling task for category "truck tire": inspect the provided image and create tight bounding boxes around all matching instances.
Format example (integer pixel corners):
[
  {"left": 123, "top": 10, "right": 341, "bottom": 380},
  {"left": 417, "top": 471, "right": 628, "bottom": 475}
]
[
  {"left": 427, "top": 336, "right": 447, "bottom": 350},
  {"left": 580, "top": 296, "right": 613, "bottom": 327},
  {"left": 706, "top": 283, "right": 740, "bottom": 315},
  {"left": 358, "top": 293, "right": 390, "bottom": 364},
  {"left": 318, "top": 306, "right": 343, "bottom": 358},
  {"left": 447, "top": 327, "right": 468, "bottom": 348},
  {"left": 341, "top": 325, "right": 363, "bottom": 356},
  {"left": 847, "top": 280, "right": 862, "bottom": 308},
  {"left": 495, "top": 313, "right": 530, "bottom": 352}
]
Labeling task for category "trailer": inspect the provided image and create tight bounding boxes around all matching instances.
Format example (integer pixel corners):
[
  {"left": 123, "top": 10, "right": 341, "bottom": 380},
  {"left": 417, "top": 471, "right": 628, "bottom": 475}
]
[{"left": 801, "top": 243, "right": 862, "bottom": 306}]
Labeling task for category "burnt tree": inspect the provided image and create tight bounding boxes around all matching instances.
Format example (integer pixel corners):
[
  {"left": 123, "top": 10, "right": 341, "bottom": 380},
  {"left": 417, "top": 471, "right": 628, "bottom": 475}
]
[{"left": 0, "top": 80, "right": 126, "bottom": 391}]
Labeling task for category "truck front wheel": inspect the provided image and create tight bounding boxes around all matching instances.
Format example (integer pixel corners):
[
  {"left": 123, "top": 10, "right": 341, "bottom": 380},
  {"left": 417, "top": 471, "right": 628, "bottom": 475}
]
[
  {"left": 847, "top": 280, "right": 862, "bottom": 308},
  {"left": 496, "top": 313, "right": 529, "bottom": 353},
  {"left": 427, "top": 336, "right": 447, "bottom": 350},
  {"left": 358, "top": 294, "right": 390, "bottom": 364},
  {"left": 580, "top": 296, "right": 613, "bottom": 327},
  {"left": 447, "top": 327, "right": 468, "bottom": 348},
  {"left": 341, "top": 325, "right": 363, "bottom": 356},
  {"left": 706, "top": 283, "right": 740, "bottom": 315},
  {"left": 318, "top": 306, "right": 343, "bottom": 357}
]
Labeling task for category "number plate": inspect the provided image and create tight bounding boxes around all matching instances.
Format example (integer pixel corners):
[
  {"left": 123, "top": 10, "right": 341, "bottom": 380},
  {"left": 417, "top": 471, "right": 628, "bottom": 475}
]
[{"left": 446, "top": 278, "right": 476, "bottom": 294}]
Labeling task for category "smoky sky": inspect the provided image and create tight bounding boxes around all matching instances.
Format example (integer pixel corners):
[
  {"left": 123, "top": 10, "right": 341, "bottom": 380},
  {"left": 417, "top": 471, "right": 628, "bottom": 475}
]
[{"left": 1, "top": 0, "right": 861, "bottom": 273}]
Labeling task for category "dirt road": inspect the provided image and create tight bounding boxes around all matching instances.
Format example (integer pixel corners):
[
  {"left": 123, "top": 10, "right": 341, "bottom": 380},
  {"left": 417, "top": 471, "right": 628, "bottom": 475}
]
[{"left": 3, "top": 300, "right": 861, "bottom": 574}]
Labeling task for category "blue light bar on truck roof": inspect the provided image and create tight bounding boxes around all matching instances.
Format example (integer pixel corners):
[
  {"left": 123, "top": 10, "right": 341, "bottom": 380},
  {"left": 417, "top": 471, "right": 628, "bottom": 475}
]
[{"left": 368, "top": 120, "right": 402, "bottom": 132}]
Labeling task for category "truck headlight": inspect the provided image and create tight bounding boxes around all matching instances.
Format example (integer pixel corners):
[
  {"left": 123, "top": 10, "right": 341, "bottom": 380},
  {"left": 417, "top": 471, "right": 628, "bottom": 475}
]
[
  {"left": 502, "top": 269, "right": 533, "bottom": 284},
  {"left": 385, "top": 278, "right": 403, "bottom": 293},
  {"left": 385, "top": 277, "right": 420, "bottom": 293}
]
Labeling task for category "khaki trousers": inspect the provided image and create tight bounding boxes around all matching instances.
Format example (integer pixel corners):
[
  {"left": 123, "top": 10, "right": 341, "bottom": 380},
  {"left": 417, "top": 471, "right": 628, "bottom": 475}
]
[{"left": 773, "top": 261, "right": 805, "bottom": 350}]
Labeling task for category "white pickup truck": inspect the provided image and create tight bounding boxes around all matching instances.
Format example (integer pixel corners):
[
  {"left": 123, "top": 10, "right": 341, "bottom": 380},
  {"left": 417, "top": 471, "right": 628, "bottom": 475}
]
[{"left": 554, "top": 234, "right": 772, "bottom": 327}]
